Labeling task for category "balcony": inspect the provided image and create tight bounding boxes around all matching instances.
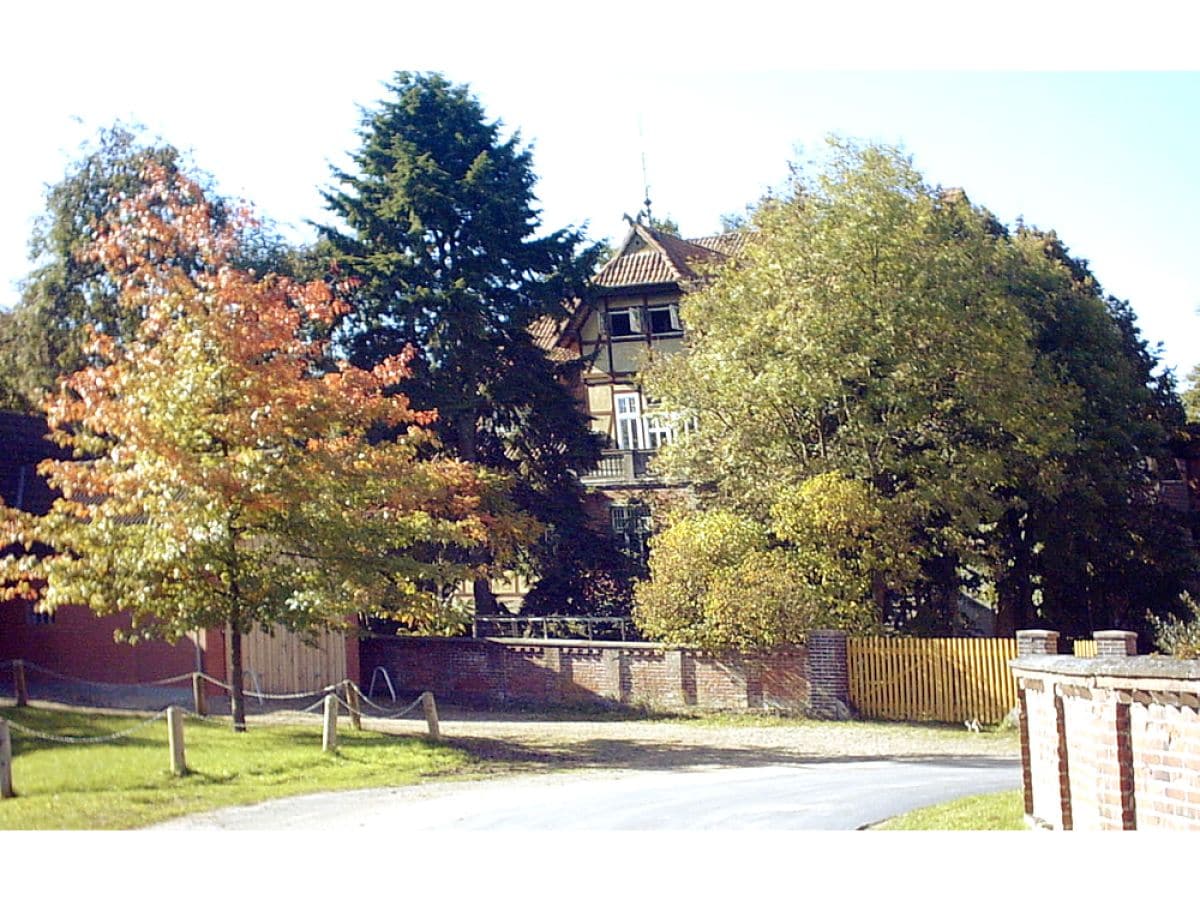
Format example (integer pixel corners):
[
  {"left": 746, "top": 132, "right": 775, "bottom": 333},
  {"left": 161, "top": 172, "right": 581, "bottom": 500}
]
[{"left": 580, "top": 448, "right": 659, "bottom": 486}]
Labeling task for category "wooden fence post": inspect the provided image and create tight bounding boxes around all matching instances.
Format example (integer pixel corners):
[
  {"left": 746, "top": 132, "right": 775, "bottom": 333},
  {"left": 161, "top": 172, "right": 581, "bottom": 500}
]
[
  {"left": 421, "top": 691, "right": 441, "bottom": 741},
  {"left": 0, "top": 719, "right": 13, "bottom": 799},
  {"left": 322, "top": 693, "right": 338, "bottom": 752},
  {"left": 167, "top": 706, "right": 186, "bottom": 776},
  {"left": 192, "top": 673, "right": 207, "bottom": 717},
  {"left": 345, "top": 680, "right": 361, "bottom": 730},
  {"left": 14, "top": 661, "right": 27, "bottom": 708}
]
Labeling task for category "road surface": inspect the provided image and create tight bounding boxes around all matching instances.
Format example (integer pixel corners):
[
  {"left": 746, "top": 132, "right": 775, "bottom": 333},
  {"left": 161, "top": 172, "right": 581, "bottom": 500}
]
[{"left": 152, "top": 756, "right": 1019, "bottom": 830}]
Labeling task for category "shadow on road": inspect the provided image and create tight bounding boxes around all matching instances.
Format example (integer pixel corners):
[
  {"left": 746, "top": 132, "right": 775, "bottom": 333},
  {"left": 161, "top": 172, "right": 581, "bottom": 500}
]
[{"left": 444, "top": 733, "right": 1017, "bottom": 776}]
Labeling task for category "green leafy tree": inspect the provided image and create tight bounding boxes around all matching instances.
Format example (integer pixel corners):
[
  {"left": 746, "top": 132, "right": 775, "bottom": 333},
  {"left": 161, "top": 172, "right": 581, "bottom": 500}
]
[
  {"left": 643, "top": 139, "right": 1074, "bottom": 632},
  {"left": 0, "top": 167, "right": 529, "bottom": 729},
  {"left": 317, "top": 72, "right": 603, "bottom": 617},
  {"left": 1182, "top": 362, "right": 1200, "bottom": 422},
  {"left": 633, "top": 476, "right": 888, "bottom": 650},
  {"left": 989, "top": 228, "right": 1196, "bottom": 637}
]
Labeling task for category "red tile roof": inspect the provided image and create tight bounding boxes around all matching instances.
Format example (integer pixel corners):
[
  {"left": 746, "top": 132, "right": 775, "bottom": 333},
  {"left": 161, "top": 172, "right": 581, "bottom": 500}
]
[
  {"left": 592, "top": 222, "right": 736, "bottom": 289},
  {"left": 529, "top": 220, "right": 744, "bottom": 358}
]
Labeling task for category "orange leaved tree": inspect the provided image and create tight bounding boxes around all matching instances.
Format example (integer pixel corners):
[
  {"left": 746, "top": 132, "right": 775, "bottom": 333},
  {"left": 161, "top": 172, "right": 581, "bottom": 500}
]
[{"left": 0, "top": 167, "right": 531, "bottom": 729}]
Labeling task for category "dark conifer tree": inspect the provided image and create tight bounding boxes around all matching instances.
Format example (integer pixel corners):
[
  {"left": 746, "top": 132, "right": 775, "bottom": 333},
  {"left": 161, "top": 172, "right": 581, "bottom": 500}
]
[{"left": 318, "top": 72, "right": 605, "bottom": 617}]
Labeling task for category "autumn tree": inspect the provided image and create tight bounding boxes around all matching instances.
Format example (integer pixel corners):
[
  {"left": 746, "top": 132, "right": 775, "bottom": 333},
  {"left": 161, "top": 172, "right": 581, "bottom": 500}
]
[
  {"left": 642, "top": 139, "right": 1074, "bottom": 635},
  {"left": 317, "top": 72, "right": 602, "bottom": 617},
  {"left": 0, "top": 124, "right": 300, "bottom": 413},
  {"left": 0, "top": 167, "right": 527, "bottom": 729}
]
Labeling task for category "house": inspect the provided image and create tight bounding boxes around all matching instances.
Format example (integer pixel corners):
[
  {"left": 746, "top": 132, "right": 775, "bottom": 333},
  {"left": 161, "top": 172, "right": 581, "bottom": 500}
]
[{"left": 533, "top": 217, "right": 744, "bottom": 566}]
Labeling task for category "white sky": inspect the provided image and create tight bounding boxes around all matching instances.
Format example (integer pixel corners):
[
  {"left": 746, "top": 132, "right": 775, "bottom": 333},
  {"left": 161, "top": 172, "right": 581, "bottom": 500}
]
[{"left": 3, "top": 1, "right": 1199, "bottom": 377}]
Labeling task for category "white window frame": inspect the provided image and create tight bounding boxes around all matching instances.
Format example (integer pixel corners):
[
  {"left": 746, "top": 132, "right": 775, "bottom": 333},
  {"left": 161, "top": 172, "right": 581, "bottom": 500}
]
[{"left": 614, "top": 391, "right": 644, "bottom": 450}]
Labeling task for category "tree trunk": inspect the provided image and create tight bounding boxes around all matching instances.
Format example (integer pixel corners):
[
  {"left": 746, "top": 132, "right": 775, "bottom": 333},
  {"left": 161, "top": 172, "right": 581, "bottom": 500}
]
[
  {"left": 454, "top": 409, "right": 501, "bottom": 619},
  {"left": 228, "top": 626, "right": 247, "bottom": 732}
]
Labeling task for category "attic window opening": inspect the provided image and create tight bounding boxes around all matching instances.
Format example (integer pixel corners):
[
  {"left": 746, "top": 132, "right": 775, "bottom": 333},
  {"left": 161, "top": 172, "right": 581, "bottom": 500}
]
[
  {"left": 608, "top": 309, "right": 638, "bottom": 337},
  {"left": 647, "top": 305, "right": 681, "bottom": 335}
]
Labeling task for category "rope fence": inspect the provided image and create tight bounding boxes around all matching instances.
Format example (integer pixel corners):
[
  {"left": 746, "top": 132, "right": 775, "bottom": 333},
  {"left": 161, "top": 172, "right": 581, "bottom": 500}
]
[{"left": 0, "top": 658, "right": 443, "bottom": 800}]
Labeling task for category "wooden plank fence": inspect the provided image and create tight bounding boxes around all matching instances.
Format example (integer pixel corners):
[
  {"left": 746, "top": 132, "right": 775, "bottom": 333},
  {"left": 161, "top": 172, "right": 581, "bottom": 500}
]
[
  {"left": 847, "top": 636, "right": 1098, "bottom": 723},
  {"left": 235, "top": 627, "right": 348, "bottom": 695},
  {"left": 847, "top": 637, "right": 1019, "bottom": 723}
]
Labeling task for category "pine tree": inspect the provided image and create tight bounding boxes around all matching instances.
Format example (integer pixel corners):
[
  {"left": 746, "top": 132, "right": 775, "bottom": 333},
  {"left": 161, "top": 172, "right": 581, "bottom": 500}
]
[{"left": 318, "top": 72, "right": 602, "bottom": 616}]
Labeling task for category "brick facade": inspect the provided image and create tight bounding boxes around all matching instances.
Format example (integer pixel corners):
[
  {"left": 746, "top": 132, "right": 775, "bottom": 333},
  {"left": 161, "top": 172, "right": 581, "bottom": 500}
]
[
  {"left": 1011, "top": 630, "right": 1200, "bottom": 830},
  {"left": 360, "top": 636, "right": 816, "bottom": 712}
]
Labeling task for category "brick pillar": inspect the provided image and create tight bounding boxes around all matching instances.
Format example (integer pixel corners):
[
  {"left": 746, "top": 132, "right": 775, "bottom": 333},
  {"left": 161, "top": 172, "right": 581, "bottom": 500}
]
[
  {"left": 665, "top": 649, "right": 686, "bottom": 707},
  {"left": 808, "top": 630, "right": 850, "bottom": 719},
  {"left": 744, "top": 656, "right": 763, "bottom": 710},
  {"left": 1094, "top": 630, "right": 1138, "bottom": 658},
  {"left": 543, "top": 647, "right": 562, "bottom": 703},
  {"left": 1017, "top": 629, "right": 1060, "bottom": 656},
  {"left": 1017, "top": 686, "right": 1034, "bottom": 818},
  {"left": 1053, "top": 691, "right": 1073, "bottom": 830},
  {"left": 1114, "top": 701, "right": 1137, "bottom": 829},
  {"left": 602, "top": 648, "right": 625, "bottom": 703}
]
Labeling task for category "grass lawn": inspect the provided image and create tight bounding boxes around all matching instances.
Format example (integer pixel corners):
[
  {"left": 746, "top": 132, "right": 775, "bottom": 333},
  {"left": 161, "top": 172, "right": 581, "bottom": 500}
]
[
  {"left": 871, "top": 789, "right": 1026, "bottom": 830},
  {"left": 0, "top": 706, "right": 473, "bottom": 830}
]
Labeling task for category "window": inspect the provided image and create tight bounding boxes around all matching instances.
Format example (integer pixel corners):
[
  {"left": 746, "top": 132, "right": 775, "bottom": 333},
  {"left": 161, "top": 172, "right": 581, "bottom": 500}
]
[
  {"left": 614, "top": 392, "right": 643, "bottom": 450},
  {"left": 27, "top": 602, "right": 54, "bottom": 626},
  {"left": 607, "top": 308, "right": 642, "bottom": 337},
  {"left": 647, "top": 305, "right": 682, "bottom": 335},
  {"left": 644, "top": 413, "right": 676, "bottom": 449},
  {"left": 611, "top": 502, "right": 652, "bottom": 567}
]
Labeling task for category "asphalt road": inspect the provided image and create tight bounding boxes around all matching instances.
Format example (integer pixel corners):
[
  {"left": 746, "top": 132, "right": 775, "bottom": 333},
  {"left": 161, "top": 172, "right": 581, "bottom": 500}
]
[{"left": 151, "top": 756, "right": 1019, "bottom": 830}]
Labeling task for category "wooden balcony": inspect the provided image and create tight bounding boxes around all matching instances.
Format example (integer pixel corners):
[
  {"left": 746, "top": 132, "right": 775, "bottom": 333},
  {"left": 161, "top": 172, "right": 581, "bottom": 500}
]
[{"left": 580, "top": 448, "right": 658, "bottom": 486}]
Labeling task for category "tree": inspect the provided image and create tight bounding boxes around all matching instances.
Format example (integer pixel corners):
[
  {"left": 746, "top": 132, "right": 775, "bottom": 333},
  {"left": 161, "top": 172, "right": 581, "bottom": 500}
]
[
  {"left": 1182, "top": 361, "right": 1200, "bottom": 422},
  {"left": 642, "top": 139, "right": 1075, "bottom": 633},
  {"left": 0, "top": 166, "right": 528, "bottom": 729},
  {"left": 634, "top": 477, "right": 891, "bottom": 649},
  {"left": 0, "top": 124, "right": 301, "bottom": 413},
  {"left": 317, "top": 72, "right": 602, "bottom": 617},
  {"left": 989, "top": 228, "right": 1196, "bottom": 638}
]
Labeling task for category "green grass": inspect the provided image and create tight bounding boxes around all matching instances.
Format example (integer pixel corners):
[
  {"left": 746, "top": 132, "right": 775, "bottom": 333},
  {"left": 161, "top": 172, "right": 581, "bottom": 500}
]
[
  {"left": 0, "top": 706, "right": 473, "bottom": 830},
  {"left": 871, "top": 789, "right": 1025, "bottom": 830}
]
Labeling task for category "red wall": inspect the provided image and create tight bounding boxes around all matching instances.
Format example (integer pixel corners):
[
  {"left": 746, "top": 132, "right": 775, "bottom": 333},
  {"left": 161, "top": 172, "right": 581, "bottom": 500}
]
[{"left": 0, "top": 599, "right": 199, "bottom": 684}]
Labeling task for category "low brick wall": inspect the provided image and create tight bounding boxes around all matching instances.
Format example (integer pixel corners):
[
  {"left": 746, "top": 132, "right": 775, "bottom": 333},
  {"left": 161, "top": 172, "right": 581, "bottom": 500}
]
[
  {"left": 1010, "top": 630, "right": 1200, "bottom": 830},
  {"left": 360, "top": 635, "right": 821, "bottom": 712}
]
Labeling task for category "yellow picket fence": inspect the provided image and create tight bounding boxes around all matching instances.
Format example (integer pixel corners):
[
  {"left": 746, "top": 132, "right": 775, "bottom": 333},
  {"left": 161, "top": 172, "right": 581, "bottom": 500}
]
[{"left": 847, "top": 636, "right": 1020, "bottom": 724}]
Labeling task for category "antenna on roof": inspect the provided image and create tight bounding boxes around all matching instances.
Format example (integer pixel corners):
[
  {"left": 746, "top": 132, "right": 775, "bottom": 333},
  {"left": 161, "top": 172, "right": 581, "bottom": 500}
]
[{"left": 638, "top": 115, "right": 652, "bottom": 225}]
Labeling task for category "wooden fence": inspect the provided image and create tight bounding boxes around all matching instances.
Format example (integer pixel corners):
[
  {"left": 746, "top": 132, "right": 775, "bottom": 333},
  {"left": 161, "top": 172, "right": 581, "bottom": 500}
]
[
  {"left": 847, "top": 637, "right": 1019, "bottom": 723},
  {"left": 235, "top": 627, "right": 348, "bottom": 695},
  {"left": 847, "top": 636, "right": 1098, "bottom": 723}
]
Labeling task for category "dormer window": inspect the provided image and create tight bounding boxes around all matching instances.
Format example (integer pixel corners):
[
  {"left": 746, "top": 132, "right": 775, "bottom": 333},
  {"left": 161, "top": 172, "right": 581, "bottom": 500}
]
[
  {"left": 608, "top": 309, "right": 641, "bottom": 337},
  {"left": 608, "top": 305, "right": 681, "bottom": 338},
  {"left": 647, "top": 305, "right": 682, "bottom": 335}
]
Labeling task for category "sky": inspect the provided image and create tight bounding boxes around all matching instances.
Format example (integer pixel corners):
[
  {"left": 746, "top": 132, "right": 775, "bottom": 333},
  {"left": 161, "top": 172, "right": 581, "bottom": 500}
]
[{"left": 3, "top": 1, "right": 1199, "bottom": 381}]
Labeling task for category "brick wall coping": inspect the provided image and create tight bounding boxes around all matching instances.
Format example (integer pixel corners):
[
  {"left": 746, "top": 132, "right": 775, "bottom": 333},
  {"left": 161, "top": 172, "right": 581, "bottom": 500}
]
[
  {"left": 1009, "top": 655, "right": 1200, "bottom": 681},
  {"left": 361, "top": 634, "right": 807, "bottom": 654}
]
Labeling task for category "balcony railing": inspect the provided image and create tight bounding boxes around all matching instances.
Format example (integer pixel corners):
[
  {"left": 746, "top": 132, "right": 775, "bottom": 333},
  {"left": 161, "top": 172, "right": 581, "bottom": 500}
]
[{"left": 580, "top": 448, "right": 658, "bottom": 485}]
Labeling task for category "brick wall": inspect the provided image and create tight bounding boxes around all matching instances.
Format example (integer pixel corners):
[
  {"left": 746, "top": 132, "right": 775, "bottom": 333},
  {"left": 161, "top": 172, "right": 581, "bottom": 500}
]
[
  {"left": 1010, "top": 630, "right": 1200, "bottom": 830},
  {"left": 360, "top": 636, "right": 819, "bottom": 712}
]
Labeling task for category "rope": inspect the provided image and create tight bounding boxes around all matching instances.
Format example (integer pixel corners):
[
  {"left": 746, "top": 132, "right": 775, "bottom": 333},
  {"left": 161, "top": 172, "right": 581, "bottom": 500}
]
[
  {"left": 346, "top": 682, "right": 427, "bottom": 719},
  {"left": 18, "top": 661, "right": 195, "bottom": 689},
  {"left": 4, "top": 661, "right": 426, "bottom": 721},
  {"left": 194, "top": 671, "right": 347, "bottom": 702},
  {"left": 1, "top": 709, "right": 170, "bottom": 744}
]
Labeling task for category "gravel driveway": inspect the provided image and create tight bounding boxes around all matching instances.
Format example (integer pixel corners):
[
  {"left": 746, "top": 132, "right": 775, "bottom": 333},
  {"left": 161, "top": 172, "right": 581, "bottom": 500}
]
[{"left": 249, "top": 705, "right": 1020, "bottom": 774}]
